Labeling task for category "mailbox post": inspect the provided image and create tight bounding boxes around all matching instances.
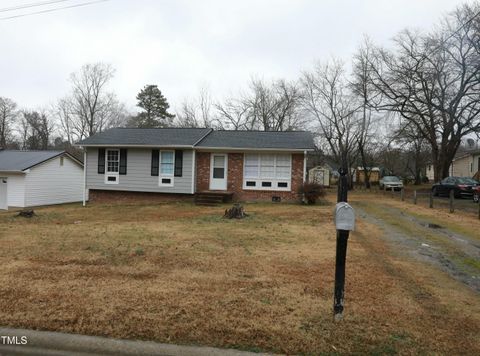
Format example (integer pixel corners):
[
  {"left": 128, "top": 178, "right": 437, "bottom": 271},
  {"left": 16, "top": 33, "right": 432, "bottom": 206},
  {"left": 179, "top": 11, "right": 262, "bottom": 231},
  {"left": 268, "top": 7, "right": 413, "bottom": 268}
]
[{"left": 333, "top": 168, "right": 355, "bottom": 321}]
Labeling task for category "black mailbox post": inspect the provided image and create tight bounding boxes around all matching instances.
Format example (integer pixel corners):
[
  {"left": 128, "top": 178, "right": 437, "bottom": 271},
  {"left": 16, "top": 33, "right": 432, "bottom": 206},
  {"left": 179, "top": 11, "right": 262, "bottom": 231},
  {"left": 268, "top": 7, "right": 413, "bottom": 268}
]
[{"left": 333, "top": 168, "right": 354, "bottom": 320}]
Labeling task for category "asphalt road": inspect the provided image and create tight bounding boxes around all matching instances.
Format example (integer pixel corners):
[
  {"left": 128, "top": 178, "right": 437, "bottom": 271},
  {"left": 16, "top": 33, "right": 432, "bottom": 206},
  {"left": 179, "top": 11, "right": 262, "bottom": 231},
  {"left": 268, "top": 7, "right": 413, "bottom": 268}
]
[{"left": 0, "top": 328, "right": 273, "bottom": 356}]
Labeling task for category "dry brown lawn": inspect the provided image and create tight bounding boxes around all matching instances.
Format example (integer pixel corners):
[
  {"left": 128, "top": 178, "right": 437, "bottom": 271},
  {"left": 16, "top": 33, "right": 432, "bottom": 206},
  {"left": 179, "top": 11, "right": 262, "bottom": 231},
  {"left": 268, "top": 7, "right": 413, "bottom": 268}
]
[{"left": 0, "top": 197, "right": 479, "bottom": 354}]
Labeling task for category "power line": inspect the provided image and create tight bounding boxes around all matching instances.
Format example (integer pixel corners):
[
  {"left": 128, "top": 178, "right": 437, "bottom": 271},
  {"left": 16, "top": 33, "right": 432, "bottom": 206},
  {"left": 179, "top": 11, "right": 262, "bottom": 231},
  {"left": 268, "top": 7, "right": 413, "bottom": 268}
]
[
  {"left": 426, "top": 7, "right": 480, "bottom": 55},
  {"left": 0, "top": 0, "right": 75, "bottom": 13},
  {"left": 0, "top": 0, "right": 110, "bottom": 21}
]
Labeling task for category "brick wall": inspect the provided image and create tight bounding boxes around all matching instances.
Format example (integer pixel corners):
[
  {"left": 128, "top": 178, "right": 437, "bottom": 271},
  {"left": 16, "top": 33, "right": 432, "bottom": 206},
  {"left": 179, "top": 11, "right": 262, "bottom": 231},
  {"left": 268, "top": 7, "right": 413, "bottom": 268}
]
[
  {"left": 89, "top": 189, "right": 194, "bottom": 204},
  {"left": 195, "top": 152, "right": 210, "bottom": 192},
  {"left": 195, "top": 152, "right": 304, "bottom": 202}
]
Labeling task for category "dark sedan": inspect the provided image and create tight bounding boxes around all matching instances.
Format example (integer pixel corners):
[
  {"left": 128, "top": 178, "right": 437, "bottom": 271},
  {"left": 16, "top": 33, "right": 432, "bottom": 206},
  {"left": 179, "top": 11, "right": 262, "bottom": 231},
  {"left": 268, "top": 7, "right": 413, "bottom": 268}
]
[{"left": 432, "top": 177, "right": 479, "bottom": 198}]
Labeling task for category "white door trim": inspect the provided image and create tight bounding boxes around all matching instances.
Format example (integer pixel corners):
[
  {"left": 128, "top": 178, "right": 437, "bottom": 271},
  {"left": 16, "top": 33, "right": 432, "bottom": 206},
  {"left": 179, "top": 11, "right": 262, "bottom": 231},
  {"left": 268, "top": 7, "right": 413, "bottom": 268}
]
[
  {"left": 0, "top": 177, "right": 8, "bottom": 210},
  {"left": 209, "top": 153, "right": 228, "bottom": 190}
]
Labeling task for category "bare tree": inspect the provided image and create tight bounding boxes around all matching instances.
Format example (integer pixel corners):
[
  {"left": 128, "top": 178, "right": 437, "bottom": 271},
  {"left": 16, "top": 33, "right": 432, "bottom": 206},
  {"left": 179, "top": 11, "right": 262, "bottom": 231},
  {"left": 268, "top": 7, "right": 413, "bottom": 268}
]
[
  {"left": 54, "top": 97, "right": 75, "bottom": 144},
  {"left": 175, "top": 87, "right": 216, "bottom": 128},
  {"left": 245, "top": 78, "right": 304, "bottom": 131},
  {"left": 366, "top": 3, "right": 480, "bottom": 181},
  {"left": 19, "top": 111, "right": 54, "bottom": 150},
  {"left": 351, "top": 39, "right": 382, "bottom": 188},
  {"left": 215, "top": 97, "right": 251, "bottom": 130},
  {"left": 0, "top": 97, "right": 18, "bottom": 148},
  {"left": 66, "top": 63, "right": 126, "bottom": 140},
  {"left": 393, "top": 120, "right": 431, "bottom": 184},
  {"left": 301, "top": 59, "right": 360, "bottom": 185}
]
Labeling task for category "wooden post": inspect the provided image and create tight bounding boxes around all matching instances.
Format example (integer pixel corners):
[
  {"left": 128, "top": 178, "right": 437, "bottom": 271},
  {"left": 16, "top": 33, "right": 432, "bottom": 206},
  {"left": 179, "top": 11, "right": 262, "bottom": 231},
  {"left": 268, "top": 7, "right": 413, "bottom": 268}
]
[
  {"left": 391, "top": 186, "right": 394, "bottom": 197},
  {"left": 449, "top": 189, "right": 454, "bottom": 213},
  {"left": 429, "top": 191, "right": 433, "bottom": 208},
  {"left": 413, "top": 190, "right": 417, "bottom": 205},
  {"left": 401, "top": 188, "right": 405, "bottom": 201},
  {"left": 478, "top": 200, "right": 480, "bottom": 220},
  {"left": 333, "top": 168, "right": 350, "bottom": 321}
]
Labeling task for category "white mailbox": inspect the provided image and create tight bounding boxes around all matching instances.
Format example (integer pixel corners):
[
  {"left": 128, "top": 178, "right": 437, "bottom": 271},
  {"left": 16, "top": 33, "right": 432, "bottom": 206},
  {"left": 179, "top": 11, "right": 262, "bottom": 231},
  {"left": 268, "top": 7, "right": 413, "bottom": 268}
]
[{"left": 334, "top": 202, "right": 355, "bottom": 231}]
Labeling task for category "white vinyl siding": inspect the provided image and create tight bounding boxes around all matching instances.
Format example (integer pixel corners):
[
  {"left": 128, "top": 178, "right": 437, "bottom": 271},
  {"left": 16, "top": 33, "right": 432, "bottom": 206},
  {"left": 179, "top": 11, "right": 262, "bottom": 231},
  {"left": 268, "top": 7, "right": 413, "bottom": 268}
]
[
  {"left": 24, "top": 156, "right": 84, "bottom": 207},
  {"left": 86, "top": 148, "right": 194, "bottom": 194},
  {"left": 243, "top": 153, "right": 292, "bottom": 191},
  {"left": 4, "top": 174, "right": 26, "bottom": 208}
]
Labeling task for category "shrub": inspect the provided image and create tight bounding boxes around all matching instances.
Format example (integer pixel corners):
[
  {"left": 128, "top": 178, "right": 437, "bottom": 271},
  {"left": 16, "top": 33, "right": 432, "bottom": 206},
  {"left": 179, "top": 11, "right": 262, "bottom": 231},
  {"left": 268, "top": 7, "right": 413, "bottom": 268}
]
[{"left": 298, "top": 182, "right": 326, "bottom": 205}]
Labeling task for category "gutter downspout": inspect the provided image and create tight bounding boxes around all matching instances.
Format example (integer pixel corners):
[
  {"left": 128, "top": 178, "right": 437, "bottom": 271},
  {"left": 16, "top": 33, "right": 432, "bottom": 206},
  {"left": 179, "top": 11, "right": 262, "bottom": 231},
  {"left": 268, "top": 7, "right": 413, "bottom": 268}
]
[
  {"left": 191, "top": 149, "right": 196, "bottom": 194},
  {"left": 82, "top": 148, "right": 87, "bottom": 207},
  {"left": 303, "top": 150, "right": 307, "bottom": 183},
  {"left": 303, "top": 150, "right": 307, "bottom": 204}
]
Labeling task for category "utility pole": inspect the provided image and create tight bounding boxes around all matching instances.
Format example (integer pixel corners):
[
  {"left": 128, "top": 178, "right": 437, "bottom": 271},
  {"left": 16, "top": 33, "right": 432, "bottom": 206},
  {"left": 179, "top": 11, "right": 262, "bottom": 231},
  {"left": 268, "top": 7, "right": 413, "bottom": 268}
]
[{"left": 333, "top": 167, "right": 355, "bottom": 321}]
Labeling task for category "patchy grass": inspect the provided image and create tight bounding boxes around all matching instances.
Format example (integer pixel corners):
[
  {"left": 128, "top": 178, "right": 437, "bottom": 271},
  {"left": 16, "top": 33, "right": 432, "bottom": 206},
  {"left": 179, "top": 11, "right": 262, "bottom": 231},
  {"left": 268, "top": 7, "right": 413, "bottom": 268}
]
[
  {"left": 0, "top": 199, "right": 479, "bottom": 354},
  {"left": 351, "top": 190, "right": 480, "bottom": 239}
]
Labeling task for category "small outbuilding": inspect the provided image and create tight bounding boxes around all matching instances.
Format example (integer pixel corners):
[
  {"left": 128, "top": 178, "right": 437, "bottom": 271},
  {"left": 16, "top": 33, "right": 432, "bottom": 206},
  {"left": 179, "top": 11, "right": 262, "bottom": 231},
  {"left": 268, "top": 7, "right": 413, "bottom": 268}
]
[
  {"left": 308, "top": 166, "right": 331, "bottom": 186},
  {"left": 0, "top": 150, "right": 84, "bottom": 210}
]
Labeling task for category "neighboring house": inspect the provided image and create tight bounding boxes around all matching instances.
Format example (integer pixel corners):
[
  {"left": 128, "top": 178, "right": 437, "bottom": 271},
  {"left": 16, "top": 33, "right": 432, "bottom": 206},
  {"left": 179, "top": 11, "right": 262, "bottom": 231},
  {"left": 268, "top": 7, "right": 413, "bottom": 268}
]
[
  {"left": 449, "top": 149, "right": 480, "bottom": 179},
  {"left": 76, "top": 128, "right": 315, "bottom": 203},
  {"left": 425, "top": 150, "right": 480, "bottom": 182},
  {"left": 0, "top": 150, "right": 84, "bottom": 210}
]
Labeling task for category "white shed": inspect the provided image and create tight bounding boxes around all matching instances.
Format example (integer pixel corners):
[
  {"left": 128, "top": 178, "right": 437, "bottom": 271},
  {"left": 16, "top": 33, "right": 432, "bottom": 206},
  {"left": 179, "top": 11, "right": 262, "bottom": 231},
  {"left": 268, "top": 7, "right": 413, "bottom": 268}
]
[
  {"left": 308, "top": 166, "right": 331, "bottom": 186},
  {"left": 0, "top": 150, "right": 84, "bottom": 210}
]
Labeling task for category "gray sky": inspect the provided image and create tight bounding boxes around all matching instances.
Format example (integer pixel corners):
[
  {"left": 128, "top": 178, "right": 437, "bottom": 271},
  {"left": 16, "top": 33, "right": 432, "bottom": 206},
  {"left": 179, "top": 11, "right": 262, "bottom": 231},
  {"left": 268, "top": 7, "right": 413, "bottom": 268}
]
[{"left": 0, "top": 0, "right": 474, "bottom": 113}]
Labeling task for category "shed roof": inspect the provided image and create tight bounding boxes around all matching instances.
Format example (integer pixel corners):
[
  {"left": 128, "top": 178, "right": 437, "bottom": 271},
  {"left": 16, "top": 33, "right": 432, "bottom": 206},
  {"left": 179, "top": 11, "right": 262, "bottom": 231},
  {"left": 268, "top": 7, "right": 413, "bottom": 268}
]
[
  {"left": 77, "top": 128, "right": 212, "bottom": 147},
  {"left": 0, "top": 150, "right": 64, "bottom": 172}
]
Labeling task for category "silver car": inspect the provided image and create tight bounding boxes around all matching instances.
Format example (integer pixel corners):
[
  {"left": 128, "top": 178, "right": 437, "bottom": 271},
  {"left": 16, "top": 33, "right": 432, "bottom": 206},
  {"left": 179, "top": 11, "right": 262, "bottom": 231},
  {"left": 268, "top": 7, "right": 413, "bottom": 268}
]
[{"left": 379, "top": 176, "right": 404, "bottom": 191}]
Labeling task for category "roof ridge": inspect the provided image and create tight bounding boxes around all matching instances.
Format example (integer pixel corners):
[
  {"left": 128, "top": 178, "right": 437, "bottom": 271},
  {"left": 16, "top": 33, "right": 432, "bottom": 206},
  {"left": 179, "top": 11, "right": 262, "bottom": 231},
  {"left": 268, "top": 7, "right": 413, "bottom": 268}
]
[
  {"left": 113, "top": 127, "right": 210, "bottom": 130},
  {"left": 0, "top": 149, "right": 64, "bottom": 153},
  {"left": 212, "top": 130, "right": 311, "bottom": 133}
]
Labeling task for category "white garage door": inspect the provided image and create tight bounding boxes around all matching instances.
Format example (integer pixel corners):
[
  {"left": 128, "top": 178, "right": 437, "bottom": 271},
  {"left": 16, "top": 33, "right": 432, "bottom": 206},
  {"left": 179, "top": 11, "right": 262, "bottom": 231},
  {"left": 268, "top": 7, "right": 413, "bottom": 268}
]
[{"left": 0, "top": 178, "right": 7, "bottom": 210}]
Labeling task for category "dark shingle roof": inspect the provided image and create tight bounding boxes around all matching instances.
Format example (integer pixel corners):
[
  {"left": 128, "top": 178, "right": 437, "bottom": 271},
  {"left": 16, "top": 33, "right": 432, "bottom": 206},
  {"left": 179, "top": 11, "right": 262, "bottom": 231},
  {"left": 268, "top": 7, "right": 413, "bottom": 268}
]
[
  {"left": 196, "top": 130, "right": 315, "bottom": 150},
  {"left": 77, "top": 128, "right": 212, "bottom": 146},
  {"left": 76, "top": 128, "right": 316, "bottom": 150},
  {"left": 0, "top": 150, "right": 64, "bottom": 172}
]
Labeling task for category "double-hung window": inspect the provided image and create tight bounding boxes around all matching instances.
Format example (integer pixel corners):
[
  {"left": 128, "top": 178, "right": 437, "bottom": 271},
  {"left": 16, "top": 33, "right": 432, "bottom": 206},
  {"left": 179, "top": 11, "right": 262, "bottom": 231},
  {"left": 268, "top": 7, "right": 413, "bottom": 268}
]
[
  {"left": 105, "top": 149, "right": 119, "bottom": 184},
  {"left": 159, "top": 151, "right": 174, "bottom": 186},
  {"left": 243, "top": 153, "right": 291, "bottom": 190}
]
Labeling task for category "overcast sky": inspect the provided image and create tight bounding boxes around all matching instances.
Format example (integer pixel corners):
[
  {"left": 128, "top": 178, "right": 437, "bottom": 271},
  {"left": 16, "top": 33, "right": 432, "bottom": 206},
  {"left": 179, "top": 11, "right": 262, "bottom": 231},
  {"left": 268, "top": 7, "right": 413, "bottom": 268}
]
[{"left": 0, "top": 0, "right": 475, "bottom": 114}]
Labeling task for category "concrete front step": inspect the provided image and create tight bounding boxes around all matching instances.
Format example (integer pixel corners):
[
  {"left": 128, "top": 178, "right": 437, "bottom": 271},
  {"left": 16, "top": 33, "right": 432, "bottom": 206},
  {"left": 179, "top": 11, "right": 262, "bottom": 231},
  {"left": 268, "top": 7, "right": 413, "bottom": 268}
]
[{"left": 194, "top": 191, "right": 233, "bottom": 206}]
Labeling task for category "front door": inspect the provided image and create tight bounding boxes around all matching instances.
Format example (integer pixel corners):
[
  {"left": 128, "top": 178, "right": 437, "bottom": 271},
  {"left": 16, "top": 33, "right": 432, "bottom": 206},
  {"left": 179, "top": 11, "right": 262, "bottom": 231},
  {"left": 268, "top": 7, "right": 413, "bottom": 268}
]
[
  {"left": 210, "top": 154, "right": 227, "bottom": 190},
  {"left": 0, "top": 178, "right": 7, "bottom": 210}
]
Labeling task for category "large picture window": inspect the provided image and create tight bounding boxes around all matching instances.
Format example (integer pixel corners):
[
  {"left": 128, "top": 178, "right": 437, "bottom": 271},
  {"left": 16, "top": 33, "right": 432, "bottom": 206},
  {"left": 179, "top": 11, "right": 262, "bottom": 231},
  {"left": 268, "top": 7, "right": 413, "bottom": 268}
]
[{"left": 243, "top": 153, "right": 291, "bottom": 191}]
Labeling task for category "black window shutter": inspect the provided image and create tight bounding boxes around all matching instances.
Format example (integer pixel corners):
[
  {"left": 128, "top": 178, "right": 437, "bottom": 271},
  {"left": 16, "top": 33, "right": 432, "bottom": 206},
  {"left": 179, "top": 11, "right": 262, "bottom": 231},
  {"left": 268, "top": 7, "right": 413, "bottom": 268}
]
[
  {"left": 119, "top": 149, "right": 127, "bottom": 175},
  {"left": 151, "top": 149, "right": 159, "bottom": 176},
  {"left": 174, "top": 150, "right": 183, "bottom": 177},
  {"left": 98, "top": 148, "right": 105, "bottom": 174}
]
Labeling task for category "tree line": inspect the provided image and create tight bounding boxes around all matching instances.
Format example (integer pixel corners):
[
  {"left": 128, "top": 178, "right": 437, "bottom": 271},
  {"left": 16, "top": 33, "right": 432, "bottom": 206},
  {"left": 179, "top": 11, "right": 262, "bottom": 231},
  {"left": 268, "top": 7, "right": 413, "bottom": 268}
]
[{"left": 1, "top": 2, "right": 478, "bottom": 183}]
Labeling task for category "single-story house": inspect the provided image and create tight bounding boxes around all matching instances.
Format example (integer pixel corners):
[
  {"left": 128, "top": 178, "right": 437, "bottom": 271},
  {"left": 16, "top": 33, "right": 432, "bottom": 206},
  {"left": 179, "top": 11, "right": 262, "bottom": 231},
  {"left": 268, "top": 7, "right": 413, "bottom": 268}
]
[
  {"left": 76, "top": 128, "right": 315, "bottom": 203},
  {"left": 449, "top": 149, "right": 480, "bottom": 179},
  {"left": 425, "top": 149, "right": 480, "bottom": 182},
  {"left": 0, "top": 150, "right": 84, "bottom": 210}
]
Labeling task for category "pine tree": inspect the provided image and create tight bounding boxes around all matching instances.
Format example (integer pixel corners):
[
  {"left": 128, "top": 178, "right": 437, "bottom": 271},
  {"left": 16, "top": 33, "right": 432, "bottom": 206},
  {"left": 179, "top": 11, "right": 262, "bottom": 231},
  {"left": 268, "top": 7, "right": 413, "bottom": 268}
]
[{"left": 129, "top": 85, "right": 175, "bottom": 128}]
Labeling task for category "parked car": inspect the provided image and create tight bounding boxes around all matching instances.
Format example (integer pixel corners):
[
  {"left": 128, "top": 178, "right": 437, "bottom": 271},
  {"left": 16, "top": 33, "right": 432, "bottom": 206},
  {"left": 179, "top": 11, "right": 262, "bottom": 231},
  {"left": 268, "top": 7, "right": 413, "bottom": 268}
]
[
  {"left": 432, "top": 177, "right": 479, "bottom": 198},
  {"left": 473, "top": 186, "right": 480, "bottom": 203},
  {"left": 379, "top": 176, "right": 404, "bottom": 191}
]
